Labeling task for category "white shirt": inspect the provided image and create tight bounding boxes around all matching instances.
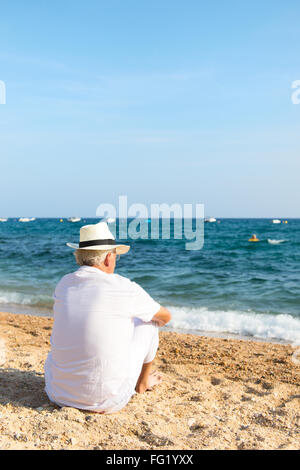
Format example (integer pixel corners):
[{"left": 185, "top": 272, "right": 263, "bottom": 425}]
[{"left": 44, "top": 266, "right": 160, "bottom": 412}]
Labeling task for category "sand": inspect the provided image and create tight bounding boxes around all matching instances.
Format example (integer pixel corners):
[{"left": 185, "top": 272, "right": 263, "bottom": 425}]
[{"left": 0, "top": 311, "right": 299, "bottom": 450}]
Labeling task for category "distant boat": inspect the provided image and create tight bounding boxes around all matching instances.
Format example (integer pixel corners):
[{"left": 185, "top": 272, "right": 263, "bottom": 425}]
[
  {"left": 205, "top": 217, "right": 217, "bottom": 223},
  {"left": 68, "top": 217, "right": 81, "bottom": 223},
  {"left": 268, "top": 239, "right": 286, "bottom": 245},
  {"left": 19, "top": 217, "right": 35, "bottom": 222},
  {"left": 0, "top": 218, "right": 7, "bottom": 222},
  {"left": 106, "top": 218, "right": 115, "bottom": 224},
  {"left": 272, "top": 219, "right": 281, "bottom": 224}
]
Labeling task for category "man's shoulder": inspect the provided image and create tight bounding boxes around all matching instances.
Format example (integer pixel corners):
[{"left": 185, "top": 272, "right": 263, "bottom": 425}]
[
  {"left": 57, "top": 267, "right": 100, "bottom": 284},
  {"left": 55, "top": 270, "right": 79, "bottom": 289},
  {"left": 55, "top": 269, "right": 137, "bottom": 294},
  {"left": 112, "top": 275, "right": 147, "bottom": 296},
  {"left": 111, "top": 273, "right": 134, "bottom": 289}
]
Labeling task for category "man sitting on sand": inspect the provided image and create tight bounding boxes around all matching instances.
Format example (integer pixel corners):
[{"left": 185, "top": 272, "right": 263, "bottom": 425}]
[{"left": 44, "top": 222, "right": 171, "bottom": 413}]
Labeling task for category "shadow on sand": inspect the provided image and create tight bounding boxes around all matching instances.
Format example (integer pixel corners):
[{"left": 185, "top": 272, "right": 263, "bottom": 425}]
[{"left": 0, "top": 367, "right": 53, "bottom": 409}]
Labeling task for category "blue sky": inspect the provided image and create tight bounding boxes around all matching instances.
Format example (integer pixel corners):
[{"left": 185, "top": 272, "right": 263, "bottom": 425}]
[{"left": 0, "top": 0, "right": 299, "bottom": 217}]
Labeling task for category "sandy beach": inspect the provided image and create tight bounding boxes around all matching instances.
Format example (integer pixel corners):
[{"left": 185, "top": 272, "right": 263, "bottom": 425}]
[{"left": 0, "top": 311, "right": 299, "bottom": 450}]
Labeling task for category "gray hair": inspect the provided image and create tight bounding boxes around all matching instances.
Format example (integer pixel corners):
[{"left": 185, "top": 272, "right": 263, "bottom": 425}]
[{"left": 74, "top": 249, "right": 116, "bottom": 267}]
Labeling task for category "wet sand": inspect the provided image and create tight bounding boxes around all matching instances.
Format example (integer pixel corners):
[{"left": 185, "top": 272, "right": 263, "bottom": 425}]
[{"left": 0, "top": 312, "right": 299, "bottom": 450}]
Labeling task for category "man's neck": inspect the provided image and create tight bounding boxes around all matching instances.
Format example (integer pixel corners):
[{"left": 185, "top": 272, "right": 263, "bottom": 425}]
[{"left": 91, "top": 264, "right": 113, "bottom": 274}]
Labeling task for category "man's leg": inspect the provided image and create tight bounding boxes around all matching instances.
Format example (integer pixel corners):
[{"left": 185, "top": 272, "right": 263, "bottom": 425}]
[{"left": 129, "top": 318, "right": 162, "bottom": 394}]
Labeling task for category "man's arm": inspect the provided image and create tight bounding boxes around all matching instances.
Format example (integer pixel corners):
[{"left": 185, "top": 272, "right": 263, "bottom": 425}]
[{"left": 152, "top": 307, "right": 172, "bottom": 327}]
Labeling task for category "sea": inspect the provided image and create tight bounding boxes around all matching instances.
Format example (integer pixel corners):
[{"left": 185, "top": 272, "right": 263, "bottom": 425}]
[{"left": 0, "top": 218, "right": 299, "bottom": 345}]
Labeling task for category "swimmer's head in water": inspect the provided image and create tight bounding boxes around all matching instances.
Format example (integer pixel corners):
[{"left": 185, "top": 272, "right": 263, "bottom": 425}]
[{"left": 249, "top": 234, "right": 259, "bottom": 242}]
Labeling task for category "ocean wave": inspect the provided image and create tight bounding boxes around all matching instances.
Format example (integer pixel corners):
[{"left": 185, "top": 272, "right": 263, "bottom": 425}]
[
  {"left": 0, "top": 290, "right": 53, "bottom": 308},
  {"left": 1, "top": 288, "right": 300, "bottom": 344},
  {"left": 167, "top": 306, "right": 300, "bottom": 344}
]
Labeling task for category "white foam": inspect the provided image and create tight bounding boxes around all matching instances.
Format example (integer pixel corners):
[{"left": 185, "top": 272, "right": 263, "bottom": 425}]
[
  {"left": 167, "top": 306, "right": 300, "bottom": 344},
  {"left": 0, "top": 290, "right": 52, "bottom": 307}
]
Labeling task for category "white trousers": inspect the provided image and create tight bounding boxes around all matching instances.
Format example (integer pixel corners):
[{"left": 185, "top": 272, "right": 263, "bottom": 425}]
[{"left": 128, "top": 318, "right": 159, "bottom": 388}]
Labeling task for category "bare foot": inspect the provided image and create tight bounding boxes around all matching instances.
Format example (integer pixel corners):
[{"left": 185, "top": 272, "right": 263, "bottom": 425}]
[{"left": 136, "top": 371, "right": 163, "bottom": 394}]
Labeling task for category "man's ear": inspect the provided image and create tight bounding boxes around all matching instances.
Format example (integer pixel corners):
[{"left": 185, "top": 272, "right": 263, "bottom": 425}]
[{"left": 104, "top": 253, "right": 110, "bottom": 266}]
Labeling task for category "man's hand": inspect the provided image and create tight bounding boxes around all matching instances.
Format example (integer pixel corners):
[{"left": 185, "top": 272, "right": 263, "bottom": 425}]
[{"left": 152, "top": 307, "right": 172, "bottom": 327}]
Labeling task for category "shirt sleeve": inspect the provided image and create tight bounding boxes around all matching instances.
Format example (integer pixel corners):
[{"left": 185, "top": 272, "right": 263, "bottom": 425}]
[{"left": 130, "top": 281, "right": 161, "bottom": 323}]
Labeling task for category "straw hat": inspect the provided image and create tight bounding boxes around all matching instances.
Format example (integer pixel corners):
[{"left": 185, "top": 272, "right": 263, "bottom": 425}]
[{"left": 66, "top": 222, "right": 130, "bottom": 255}]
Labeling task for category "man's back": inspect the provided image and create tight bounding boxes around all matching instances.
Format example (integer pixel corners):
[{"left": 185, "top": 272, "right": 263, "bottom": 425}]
[{"left": 45, "top": 265, "right": 160, "bottom": 412}]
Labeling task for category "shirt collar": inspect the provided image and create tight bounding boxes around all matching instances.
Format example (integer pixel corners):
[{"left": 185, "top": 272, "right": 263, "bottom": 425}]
[{"left": 77, "top": 265, "right": 107, "bottom": 275}]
